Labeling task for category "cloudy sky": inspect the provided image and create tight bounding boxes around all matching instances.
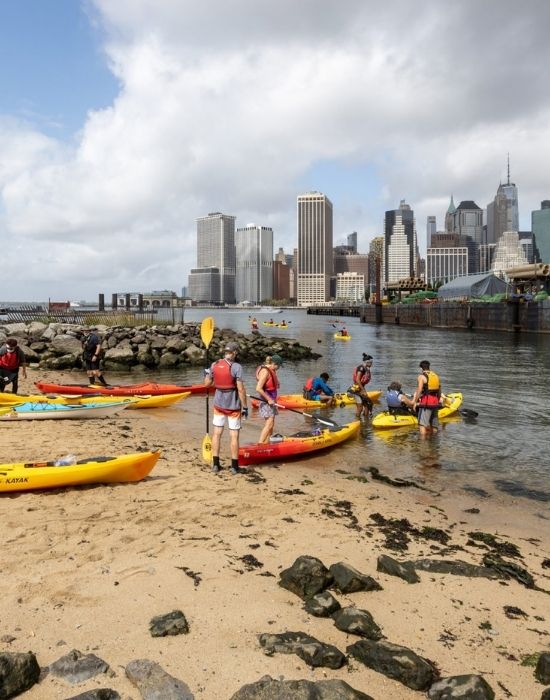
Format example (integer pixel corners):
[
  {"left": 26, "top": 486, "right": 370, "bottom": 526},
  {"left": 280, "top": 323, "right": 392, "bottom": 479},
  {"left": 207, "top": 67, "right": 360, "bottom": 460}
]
[{"left": 1, "top": 0, "right": 549, "bottom": 301}]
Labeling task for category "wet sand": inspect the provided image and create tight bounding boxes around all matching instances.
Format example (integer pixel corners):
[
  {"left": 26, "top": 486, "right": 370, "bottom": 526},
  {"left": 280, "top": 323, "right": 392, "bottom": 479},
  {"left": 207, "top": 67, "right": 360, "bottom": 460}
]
[{"left": 0, "top": 370, "right": 549, "bottom": 698}]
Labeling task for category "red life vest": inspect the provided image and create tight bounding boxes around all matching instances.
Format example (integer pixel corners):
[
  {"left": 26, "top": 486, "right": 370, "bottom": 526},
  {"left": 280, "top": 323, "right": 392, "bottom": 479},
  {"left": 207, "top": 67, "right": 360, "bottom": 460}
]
[
  {"left": 353, "top": 365, "right": 371, "bottom": 386},
  {"left": 418, "top": 371, "right": 441, "bottom": 408},
  {"left": 303, "top": 376, "right": 314, "bottom": 392},
  {"left": 212, "top": 359, "right": 236, "bottom": 390},
  {"left": 0, "top": 349, "right": 20, "bottom": 371},
  {"left": 256, "top": 365, "right": 279, "bottom": 393}
]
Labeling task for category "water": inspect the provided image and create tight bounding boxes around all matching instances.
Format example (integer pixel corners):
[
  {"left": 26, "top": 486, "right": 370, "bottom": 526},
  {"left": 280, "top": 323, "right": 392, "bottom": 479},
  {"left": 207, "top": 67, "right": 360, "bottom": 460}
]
[{"left": 86, "top": 308, "right": 550, "bottom": 505}]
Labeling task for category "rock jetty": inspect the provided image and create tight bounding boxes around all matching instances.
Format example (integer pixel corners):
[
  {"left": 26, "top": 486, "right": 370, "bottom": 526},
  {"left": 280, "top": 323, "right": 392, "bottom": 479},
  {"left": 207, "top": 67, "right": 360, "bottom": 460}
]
[{"left": 0, "top": 322, "right": 320, "bottom": 372}]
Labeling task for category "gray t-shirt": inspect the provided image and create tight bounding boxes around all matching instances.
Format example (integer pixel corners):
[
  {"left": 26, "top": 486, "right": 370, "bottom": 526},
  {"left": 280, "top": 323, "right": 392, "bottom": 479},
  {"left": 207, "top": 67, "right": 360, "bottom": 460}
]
[{"left": 210, "top": 359, "right": 244, "bottom": 411}]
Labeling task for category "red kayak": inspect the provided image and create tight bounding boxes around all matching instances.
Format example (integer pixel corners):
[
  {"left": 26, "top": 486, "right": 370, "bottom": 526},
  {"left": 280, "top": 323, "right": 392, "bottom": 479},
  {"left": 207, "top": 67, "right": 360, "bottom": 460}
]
[
  {"left": 239, "top": 421, "right": 360, "bottom": 466},
  {"left": 35, "top": 381, "right": 206, "bottom": 396}
]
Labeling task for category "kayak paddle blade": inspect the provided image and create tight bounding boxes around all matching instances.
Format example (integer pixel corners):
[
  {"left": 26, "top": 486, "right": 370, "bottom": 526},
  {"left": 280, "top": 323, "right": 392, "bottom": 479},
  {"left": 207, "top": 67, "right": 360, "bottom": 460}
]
[
  {"left": 200, "top": 317, "right": 214, "bottom": 349},
  {"left": 202, "top": 433, "right": 212, "bottom": 464}
]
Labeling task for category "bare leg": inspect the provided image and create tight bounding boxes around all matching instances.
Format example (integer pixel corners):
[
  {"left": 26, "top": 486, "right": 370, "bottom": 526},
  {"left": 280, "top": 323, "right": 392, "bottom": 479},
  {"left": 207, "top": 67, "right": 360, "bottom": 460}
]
[
  {"left": 229, "top": 428, "right": 240, "bottom": 460},
  {"left": 212, "top": 425, "right": 224, "bottom": 457},
  {"left": 259, "top": 416, "right": 275, "bottom": 443}
]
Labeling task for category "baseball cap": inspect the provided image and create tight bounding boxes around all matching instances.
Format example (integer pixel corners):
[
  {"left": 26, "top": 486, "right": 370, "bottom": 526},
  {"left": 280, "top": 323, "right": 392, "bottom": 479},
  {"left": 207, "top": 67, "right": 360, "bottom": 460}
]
[
  {"left": 271, "top": 353, "right": 283, "bottom": 366},
  {"left": 224, "top": 342, "right": 240, "bottom": 353}
]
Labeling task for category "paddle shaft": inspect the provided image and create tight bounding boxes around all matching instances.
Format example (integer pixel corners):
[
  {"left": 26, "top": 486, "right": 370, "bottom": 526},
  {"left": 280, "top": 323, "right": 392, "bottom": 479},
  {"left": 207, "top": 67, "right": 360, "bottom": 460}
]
[{"left": 247, "top": 395, "right": 339, "bottom": 428}]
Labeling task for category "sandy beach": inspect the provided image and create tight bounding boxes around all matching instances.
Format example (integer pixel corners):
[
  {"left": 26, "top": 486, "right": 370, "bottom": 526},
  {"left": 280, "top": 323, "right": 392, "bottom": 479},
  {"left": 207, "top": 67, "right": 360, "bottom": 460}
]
[{"left": 1, "top": 369, "right": 549, "bottom": 699}]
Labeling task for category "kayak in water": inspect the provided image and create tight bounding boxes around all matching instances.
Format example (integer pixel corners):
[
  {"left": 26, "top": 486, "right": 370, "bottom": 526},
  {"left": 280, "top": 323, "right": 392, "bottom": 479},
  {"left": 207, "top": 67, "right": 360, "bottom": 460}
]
[{"left": 372, "top": 392, "right": 463, "bottom": 429}]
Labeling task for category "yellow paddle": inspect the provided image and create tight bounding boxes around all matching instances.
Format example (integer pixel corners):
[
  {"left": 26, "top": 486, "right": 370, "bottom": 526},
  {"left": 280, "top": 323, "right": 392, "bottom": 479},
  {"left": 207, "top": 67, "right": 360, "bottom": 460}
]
[{"left": 200, "top": 317, "right": 215, "bottom": 463}]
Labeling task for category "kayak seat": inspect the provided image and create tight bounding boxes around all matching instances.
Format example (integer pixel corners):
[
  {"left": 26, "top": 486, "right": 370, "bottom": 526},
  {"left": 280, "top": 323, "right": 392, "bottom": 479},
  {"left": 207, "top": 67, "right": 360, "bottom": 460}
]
[{"left": 76, "top": 456, "right": 116, "bottom": 464}]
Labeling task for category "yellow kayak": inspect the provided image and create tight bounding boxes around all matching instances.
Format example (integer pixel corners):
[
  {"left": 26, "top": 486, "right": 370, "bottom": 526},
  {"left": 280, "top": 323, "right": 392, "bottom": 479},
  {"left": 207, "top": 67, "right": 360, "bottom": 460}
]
[
  {"left": 372, "top": 392, "right": 463, "bottom": 429},
  {"left": 333, "top": 333, "right": 351, "bottom": 340},
  {"left": 0, "top": 391, "right": 190, "bottom": 410},
  {"left": 252, "top": 390, "right": 381, "bottom": 410},
  {"left": 0, "top": 451, "right": 161, "bottom": 492}
]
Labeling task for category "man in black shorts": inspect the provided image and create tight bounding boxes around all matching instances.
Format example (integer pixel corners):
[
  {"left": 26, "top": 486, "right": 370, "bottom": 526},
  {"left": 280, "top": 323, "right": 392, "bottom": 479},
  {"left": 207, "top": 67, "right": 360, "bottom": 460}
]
[{"left": 82, "top": 331, "right": 108, "bottom": 386}]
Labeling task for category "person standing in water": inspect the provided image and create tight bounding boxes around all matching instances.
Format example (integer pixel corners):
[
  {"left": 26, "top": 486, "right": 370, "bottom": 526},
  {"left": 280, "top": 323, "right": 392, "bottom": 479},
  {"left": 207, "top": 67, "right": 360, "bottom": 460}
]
[{"left": 255, "top": 354, "right": 283, "bottom": 443}]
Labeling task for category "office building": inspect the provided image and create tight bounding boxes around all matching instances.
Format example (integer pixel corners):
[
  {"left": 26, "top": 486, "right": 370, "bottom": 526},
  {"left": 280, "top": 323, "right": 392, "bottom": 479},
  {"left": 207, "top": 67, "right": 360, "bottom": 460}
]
[
  {"left": 491, "top": 231, "right": 528, "bottom": 277},
  {"left": 384, "top": 200, "right": 417, "bottom": 284},
  {"left": 196, "top": 212, "right": 236, "bottom": 303},
  {"left": 272, "top": 260, "right": 290, "bottom": 300},
  {"left": 297, "top": 192, "right": 333, "bottom": 306},
  {"left": 234, "top": 224, "right": 273, "bottom": 304},
  {"left": 445, "top": 196, "right": 456, "bottom": 233},
  {"left": 486, "top": 162, "right": 519, "bottom": 245},
  {"left": 532, "top": 200, "right": 550, "bottom": 262},
  {"left": 335, "top": 272, "right": 365, "bottom": 302},
  {"left": 426, "top": 216, "right": 436, "bottom": 248},
  {"left": 479, "top": 244, "right": 497, "bottom": 272},
  {"left": 188, "top": 268, "right": 221, "bottom": 303},
  {"left": 452, "top": 201, "right": 484, "bottom": 245},
  {"left": 368, "top": 236, "right": 384, "bottom": 296},
  {"left": 347, "top": 232, "right": 358, "bottom": 253},
  {"left": 426, "top": 247, "right": 468, "bottom": 285}
]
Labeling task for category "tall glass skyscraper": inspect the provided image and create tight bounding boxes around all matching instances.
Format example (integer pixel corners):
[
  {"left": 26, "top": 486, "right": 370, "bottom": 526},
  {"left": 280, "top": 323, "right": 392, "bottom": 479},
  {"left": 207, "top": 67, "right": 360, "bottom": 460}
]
[
  {"left": 532, "top": 200, "right": 550, "bottom": 262},
  {"left": 196, "top": 212, "right": 236, "bottom": 303},
  {"left": 235, "top": 224, "right": 273, "bottom": 304},
  {"left": 384, "top": 200, "right": 417, "bottom": 284},
  {"left": 297, "top": 192, "right": 333, "bottom": 306},
  {"left": 486, "top": 162, "right": 519, "bottom": 245}
]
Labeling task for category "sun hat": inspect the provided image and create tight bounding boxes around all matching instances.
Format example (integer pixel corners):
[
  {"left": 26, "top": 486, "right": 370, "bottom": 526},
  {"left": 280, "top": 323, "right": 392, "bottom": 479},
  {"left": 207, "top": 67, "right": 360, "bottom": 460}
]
[{"left": 271, "top": 353, "right": 283, "bottom": 366}]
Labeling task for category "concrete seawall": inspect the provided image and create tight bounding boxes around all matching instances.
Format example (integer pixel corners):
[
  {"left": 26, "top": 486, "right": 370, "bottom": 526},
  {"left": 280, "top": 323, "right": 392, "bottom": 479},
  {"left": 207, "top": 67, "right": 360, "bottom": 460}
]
[{"left": 360, "top": 300, "right": 550, "bottom": 334}]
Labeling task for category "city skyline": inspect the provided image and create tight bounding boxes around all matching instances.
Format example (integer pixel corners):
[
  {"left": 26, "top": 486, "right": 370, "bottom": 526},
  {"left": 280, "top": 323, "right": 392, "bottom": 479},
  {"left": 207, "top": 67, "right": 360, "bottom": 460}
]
[{"left": 1, "top": 1, "right": 550, "bottom": 300}]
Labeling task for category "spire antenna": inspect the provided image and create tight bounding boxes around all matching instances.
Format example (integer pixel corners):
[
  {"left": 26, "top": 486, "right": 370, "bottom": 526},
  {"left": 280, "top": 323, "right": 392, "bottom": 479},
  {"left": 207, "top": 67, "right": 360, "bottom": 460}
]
[{"left": 507, "top": 152, "right": 510, "bottom": 186}]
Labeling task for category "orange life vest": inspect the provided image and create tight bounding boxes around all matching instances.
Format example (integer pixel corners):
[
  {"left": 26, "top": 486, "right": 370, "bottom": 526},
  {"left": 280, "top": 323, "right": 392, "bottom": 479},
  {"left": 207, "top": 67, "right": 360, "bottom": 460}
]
[
  {"left": 303, "top": 376, "right": 314, "bottom": 392},
  {"left": 212, "top": 359, "right": 236, "bottom": 391},
  {"left": 256, "top": 365, "right": 279, "bottom": 393},
  {"left": 353, "top": 365, "right": 371, "bottom": 387}
]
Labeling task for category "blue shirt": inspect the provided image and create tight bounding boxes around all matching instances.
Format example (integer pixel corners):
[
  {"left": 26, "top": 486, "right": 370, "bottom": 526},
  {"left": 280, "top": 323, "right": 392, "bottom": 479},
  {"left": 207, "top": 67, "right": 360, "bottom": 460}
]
[{"left": 311, "top": 377, "right": 333, "bottom": 396}]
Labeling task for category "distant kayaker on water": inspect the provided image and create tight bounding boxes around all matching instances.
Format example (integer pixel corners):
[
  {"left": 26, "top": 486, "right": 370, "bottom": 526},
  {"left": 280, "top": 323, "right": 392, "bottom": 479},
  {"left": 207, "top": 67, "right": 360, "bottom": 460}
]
[
  {"left": 412, "top": 360, "right": 446, "bottom": 437},
  {"left": 303, "top": 373, "right": 335, "bottom": 404},
  {"left": 204, "top": 342, "right": 248, "bottom": 473},
  {"left": 348, "top": 353, "right": 374, "bottom": 418},
  {"left": 251, "top": 318, "right": 259, "bottom": 330},
  {"left": 0, "top": 338, "right": 27, "bottom": 394},
  {"left": 340, "top": 327, "right": 349, "bottom": 337},
  {"left": 81, "top": 331, "right": 108, "bottom": 386},
  {"left": 255, "top": 353, "right": 283, "bottom": 443}
]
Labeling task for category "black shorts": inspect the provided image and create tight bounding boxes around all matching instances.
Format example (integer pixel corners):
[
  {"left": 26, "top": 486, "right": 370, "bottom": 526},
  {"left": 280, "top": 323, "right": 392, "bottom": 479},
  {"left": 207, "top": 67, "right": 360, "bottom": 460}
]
[{"left": 84, "top": 356, "right": 100, "bottom": 371}]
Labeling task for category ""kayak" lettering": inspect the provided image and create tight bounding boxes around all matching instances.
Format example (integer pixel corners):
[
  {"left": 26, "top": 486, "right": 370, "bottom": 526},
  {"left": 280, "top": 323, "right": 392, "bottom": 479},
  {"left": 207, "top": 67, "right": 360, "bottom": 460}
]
[{"left": 5, "top": 477, "right": 29, "bottom": 483}]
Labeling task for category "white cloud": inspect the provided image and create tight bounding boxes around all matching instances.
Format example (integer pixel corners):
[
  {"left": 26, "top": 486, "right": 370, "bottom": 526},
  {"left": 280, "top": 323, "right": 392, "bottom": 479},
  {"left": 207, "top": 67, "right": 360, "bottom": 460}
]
[{"left": 1, "top": 0, "right": 550, "bottom": 299}]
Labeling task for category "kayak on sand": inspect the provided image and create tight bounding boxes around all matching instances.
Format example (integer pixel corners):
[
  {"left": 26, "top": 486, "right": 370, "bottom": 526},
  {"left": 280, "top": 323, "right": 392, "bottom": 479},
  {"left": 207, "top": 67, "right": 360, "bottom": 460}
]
[
  {"left": 35, "top": 381, "right": 206, "bottom": 396},
  {"left": 0, "top": 400, "right": 132, "bottom": 421},
  {"left": 0, "top": 391, "right": 190, "bottom": 410},
  {"left": 0, "top": 451, "right": 160, "bottom": 493},
  {"left": 372, "top": 392, "right": 463, "bottom": 429},
  {"left": 238, "top": 420, "right": 360, "bottom": 466},
  {"left": 251, "top": 391, "right": 381, "bottom": 410}
]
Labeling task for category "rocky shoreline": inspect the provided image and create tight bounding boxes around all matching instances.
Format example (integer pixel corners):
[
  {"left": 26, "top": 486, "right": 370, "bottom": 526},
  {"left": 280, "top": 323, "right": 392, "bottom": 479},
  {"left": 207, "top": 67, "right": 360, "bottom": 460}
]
[{"left": 0, "top": 322, "right": 320, "bottom": 371}]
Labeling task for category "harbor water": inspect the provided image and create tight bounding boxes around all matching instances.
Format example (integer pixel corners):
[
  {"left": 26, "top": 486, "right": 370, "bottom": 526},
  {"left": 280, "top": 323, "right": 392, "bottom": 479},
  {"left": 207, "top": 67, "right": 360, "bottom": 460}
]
[{"left": 105, "top": 307, "right": 550, "bottom": 509}]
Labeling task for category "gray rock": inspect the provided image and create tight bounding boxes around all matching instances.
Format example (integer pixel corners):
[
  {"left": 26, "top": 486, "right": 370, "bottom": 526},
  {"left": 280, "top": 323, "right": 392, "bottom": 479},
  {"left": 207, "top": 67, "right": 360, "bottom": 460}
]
[
  {"left": 278, "top": 555, "right": 333, "bottom": 599},
  {"left": 377, "top": 554, "right": 420, "bottom": 583},
  {"left": 0, "top": 651, "right": 40, "bottom": 698},
  {"left": 536, "top": 652, "right": 550, "bottom": 684},
  {"left": 332, "top": 607, "right": 383, "bottom": 640},
  {"left": 27, "top": 321, "right": 48, "bottom": 339},
  {"left": 259, "top": 631, "right": 346, "bottom": 669},
  {"left": 482, "top": 553, "right": 535, "bottom": 588},
  {"left": 48, "top": 649, "right": 110, "bottom": 685},
  {"left": 42, "top": 353, "right": 81, "bottom": 370},
  {"left": 125, "top": 659, "right": 194, "bottom": 699},
  {"left": 412, "top": 559, "right": 499, "bottom": 579},
  {"left": 2, "top": 323, "right": 27, "bottom": 335},
  {"left": 149, "top": 610, "right": 189, "bottom": 637},
  {"left": 41, "top": 325, "right": 58, "bottom": 341},
  {"left": 183, "top": 345, "right": 203, "bottom": 363},
  {"left": 51, "top": 335, "right": 83, "bottom": 356},
  {"left": 347, "top": 639, "right": 437, "bottom": 691},
  {"left": 428, "top": 674, "right": 495, "bottom": 699},
  {"left": 304, "top": 591, "right": 341, "bottom": 617},
  {"left": 65, "top": 690, "right": 121, "bottom": 700},
  {"left": 150, "top": 336, "right": 167, "bottom": 350},
  {"left": 229, "top": 675, "right": 374, "bottom": 699},
  {"left": 158, "top": 353, "right": 179, "bottom": 368},
  {"left": 165, "top": 338, "right": 186, "bottom": 352},
  {"left": 104, "top": 346, "right": 135, "bottom": 365},
  {"left": 329, "top": 562, "right": 382, "bottom": 593}
]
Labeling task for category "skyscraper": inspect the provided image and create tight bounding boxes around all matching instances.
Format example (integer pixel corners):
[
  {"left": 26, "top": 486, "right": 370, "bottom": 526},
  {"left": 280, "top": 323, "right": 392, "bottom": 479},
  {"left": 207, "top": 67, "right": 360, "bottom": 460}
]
[
  {"left": 347, "top": 231, "right": 358, "bottom": 253},
  {"left": 491, "top": 231, "right": 528, "bottom": 276},
  {"left": 532, "top": 200, "right": 550, "bottom": 262},
  {"left": 297, "top": 192, "right": 333, "bottom": 306},
  {"left": 445, "top": 196, "right": 456, "bottom": 233},
  {"left": 196, "top": 212, "right": 236, "bottom": 303},
  {"left": 486, "top": 160, "right": 519, "bottom": 245},
  {"left": 235, "top": 224, "right": 273, "bottom": 304},
  {"left": 384, "top": 200, "right": 417, "bottom": 284},
  {"left": 426, "top": 216, "right": 436, "bottom": 248}
]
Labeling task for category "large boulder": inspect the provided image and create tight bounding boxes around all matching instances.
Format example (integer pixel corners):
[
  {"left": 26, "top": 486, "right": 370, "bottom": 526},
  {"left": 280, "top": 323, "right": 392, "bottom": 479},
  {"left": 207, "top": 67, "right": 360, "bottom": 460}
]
[
  {"left": 329, "top": 562, "right": 382, "bottom": 593},
  {"left": 347, "top": 639, "right": 437, "bottom": 691},
  {"left": 104, "top": 346, "right": 135, "bottom": 366},
  {"left": 428, "top": 674, "right": 495, "bottom": 699},
  {"left": 279, "top": 556, "right": 333, "bottom": 600},
  {"left": 50, "top": 334, "right": 83, "bottom": 356},
  {"left": 1, "top": 323, "right": 27, "bottom": 336},
  {"left": 0, "top": 651, "right": 40, "bottom": 698},
  {"left": 158, "top": 352, "right": 180, "bottom": 368},
  {"left": 27, "top": 321, "right": 48, "bottom": 340},
  {"left": 229, "top": 675, "right": 373, "bottom": 699}
]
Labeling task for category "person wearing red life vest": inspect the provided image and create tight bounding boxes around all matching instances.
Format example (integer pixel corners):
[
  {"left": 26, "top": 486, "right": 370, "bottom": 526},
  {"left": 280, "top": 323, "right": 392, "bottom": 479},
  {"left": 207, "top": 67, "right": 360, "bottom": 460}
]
[
  {"left": 412, "top": 360, "right": 446, "bottom": 437},
  {"left": 0, "top": 338, "right": 27, "bottom": 394},
  {"left": 255, "top": 354, "right": 282, "bottom": 443},
  {"left": 348, "top": 353, "right": 374, "bottom": 418},
  {"left": 204, "top": 342, "right": 248, "bottom": 474}
]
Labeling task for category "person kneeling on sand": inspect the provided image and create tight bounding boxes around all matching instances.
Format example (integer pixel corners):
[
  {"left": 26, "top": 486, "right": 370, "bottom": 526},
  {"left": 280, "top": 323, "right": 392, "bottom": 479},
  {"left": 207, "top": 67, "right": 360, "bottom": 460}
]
[{"left": 255, "top": 354, "right": 283, "bottom": 443}]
